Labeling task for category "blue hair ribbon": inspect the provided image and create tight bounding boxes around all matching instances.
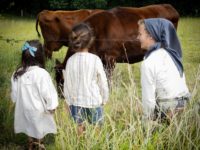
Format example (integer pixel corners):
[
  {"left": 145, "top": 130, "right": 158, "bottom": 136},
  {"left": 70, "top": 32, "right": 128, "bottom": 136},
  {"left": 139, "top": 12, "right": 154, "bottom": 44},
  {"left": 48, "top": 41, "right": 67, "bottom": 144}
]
[{"left": 22, "top": 42, "right": 37, "bottom": 57}]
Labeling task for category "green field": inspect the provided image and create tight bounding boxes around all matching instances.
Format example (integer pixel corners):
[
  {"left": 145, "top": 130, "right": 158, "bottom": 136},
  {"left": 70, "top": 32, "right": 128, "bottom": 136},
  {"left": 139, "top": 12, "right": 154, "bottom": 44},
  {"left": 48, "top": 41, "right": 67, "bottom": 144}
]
[{"left": 0, "top": 15, "right": 200, "bottom": 149}]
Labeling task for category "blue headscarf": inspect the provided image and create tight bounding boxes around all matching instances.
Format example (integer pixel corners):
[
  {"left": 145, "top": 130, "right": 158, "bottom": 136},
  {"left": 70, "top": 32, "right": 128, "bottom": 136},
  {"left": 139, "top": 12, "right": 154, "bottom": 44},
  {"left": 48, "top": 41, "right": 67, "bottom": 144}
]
[{"left": 144, "top": 18, "right": 183, "bottom": 77}]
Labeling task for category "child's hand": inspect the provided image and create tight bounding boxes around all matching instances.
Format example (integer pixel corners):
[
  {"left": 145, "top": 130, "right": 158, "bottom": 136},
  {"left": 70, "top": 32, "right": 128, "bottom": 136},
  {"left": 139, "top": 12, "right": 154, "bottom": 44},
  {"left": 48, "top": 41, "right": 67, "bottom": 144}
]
[
  {"left": 48, "top": 109, "right": 56, "bottom": 114},
  {"left": 102, "top": 101, "right": 107, "bottom": 106}
]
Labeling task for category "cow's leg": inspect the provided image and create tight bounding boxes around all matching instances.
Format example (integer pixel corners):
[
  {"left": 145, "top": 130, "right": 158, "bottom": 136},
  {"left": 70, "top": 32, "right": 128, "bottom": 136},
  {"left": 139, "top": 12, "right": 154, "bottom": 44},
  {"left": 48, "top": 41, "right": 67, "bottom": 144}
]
[
  {"left": 55, "top": 59, "right": 64, "bottom": 98},
  {"left": 61, "top": 48, "right": 75, "bottom": 67},
  {"left": 105, "top": 59, "right": 115, "bottom": 80},
  {"left": 104, "top": 56, "right": 116, "bottom": 88},
  {"left": 45, "top": 50, "right": 53, "bottom": 59},
  {"left": 44, "top": 44, "right": 52, "bottom": 59}
]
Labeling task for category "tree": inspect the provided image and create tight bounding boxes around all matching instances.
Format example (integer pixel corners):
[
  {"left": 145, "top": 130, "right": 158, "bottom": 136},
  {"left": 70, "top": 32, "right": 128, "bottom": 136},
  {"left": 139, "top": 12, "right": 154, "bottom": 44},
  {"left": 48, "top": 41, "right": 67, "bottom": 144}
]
[
  {"left": 71, "top": 0, "right": 107, "bottom": 9},
  {"left": 49, "top": 0, "right": 73, "bottom": 10}
]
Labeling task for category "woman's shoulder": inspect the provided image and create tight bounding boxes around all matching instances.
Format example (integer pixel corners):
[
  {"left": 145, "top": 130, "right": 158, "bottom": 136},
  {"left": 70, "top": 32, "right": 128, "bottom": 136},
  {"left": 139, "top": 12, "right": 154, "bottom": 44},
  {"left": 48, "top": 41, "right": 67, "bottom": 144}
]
[
  {"left": 151, "top": 48, "right": 167, "bottom": 56},
  {"left": 147, "top": 48, "right": 168, "bottom": 60},
  {"left": 143, "top": 48, "right": 167, "bottom": 66}
]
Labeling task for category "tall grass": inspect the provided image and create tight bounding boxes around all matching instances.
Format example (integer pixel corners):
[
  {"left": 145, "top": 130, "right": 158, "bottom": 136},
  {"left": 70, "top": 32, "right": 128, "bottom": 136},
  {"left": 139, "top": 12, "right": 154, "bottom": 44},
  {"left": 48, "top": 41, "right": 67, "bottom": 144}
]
[{"left": 0, "top": 14, "right": 200, "bottom": 149}]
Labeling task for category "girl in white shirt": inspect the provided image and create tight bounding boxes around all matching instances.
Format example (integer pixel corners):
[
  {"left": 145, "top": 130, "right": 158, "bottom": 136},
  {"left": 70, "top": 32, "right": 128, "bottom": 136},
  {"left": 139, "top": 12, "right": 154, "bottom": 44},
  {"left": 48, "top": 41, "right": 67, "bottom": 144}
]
[
  {"left": 63, "top": 23, "right": 109, "bottom": 135},
  {"left": 11, "top": 40, "right": 58, "bottom": 149},
  {"left": 137, "top": 18, "right": 190, "bottom": 121}
]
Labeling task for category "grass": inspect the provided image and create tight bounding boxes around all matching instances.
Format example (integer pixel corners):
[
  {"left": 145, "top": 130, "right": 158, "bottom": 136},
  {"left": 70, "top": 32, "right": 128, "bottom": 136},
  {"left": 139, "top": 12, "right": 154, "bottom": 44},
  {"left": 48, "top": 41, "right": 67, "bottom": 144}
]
[{"left": 0, "top": 14, "right": 200, "bottom": 149}]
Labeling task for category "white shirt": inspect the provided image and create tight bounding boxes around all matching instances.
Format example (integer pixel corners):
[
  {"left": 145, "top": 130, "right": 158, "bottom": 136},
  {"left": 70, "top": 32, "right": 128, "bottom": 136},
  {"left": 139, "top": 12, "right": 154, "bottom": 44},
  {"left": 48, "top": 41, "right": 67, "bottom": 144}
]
[
  {"left": 141, "top": 48, "right": 189, "bottom": 116},
  {"left": 11, "top": 66, "right": 58, "bottom": 139},
  {"left": 63, "top": 52, "right": 109, "bottom": 108}
]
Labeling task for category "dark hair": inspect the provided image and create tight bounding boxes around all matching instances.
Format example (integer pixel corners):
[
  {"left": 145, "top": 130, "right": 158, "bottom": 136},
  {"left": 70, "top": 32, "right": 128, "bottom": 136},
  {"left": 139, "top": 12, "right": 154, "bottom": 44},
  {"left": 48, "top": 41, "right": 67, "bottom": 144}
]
[
  {"left": 14, "top": 40, "right": 45, "bottom": 80},
  {"left": 69, "top": 23, "right": 94, "bottom": 52}
]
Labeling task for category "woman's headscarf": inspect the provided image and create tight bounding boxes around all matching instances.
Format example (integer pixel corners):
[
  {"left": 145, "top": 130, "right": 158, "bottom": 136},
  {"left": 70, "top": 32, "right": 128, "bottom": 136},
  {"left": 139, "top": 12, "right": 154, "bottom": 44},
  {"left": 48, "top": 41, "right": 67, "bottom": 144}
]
[{"left": 144, "top": 18, "right": 183, "bottom": 77}]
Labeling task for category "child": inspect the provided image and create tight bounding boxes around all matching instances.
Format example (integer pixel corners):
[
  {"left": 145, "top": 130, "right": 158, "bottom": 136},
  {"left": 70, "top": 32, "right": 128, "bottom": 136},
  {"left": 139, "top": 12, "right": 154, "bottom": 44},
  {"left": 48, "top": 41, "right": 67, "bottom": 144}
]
[
  {"left": 11, "top": 40, "right": 58, "bottom": 149},
  {"left": 63, "top": 23, "right": 109, "bottom": 135}
]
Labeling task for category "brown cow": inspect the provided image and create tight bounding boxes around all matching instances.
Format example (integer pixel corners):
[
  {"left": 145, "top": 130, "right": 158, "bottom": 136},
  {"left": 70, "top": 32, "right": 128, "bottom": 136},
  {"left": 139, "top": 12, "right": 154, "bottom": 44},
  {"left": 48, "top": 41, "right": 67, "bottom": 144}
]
[
  {"left": 36, "top": 9, "right": 103, "bottom": 58},
  {"left": 55, "top": 4, "right": 179, "bottom": 91}
]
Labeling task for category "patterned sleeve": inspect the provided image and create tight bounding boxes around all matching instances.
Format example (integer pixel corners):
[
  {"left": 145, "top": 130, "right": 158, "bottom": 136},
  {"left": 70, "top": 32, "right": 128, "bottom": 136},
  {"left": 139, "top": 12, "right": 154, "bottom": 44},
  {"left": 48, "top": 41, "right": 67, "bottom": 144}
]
[
  {"left": 96, "top": 57, "right": 109, "bottom": 104},
  {"left": 63, "top": 60, "right": 73, "bottom": 105},
  {"left": 10, "top": 73, "right": 17, "bottom": 103},
  {"left": 39, "top": 71, "right": 58, "bottom": 110}
]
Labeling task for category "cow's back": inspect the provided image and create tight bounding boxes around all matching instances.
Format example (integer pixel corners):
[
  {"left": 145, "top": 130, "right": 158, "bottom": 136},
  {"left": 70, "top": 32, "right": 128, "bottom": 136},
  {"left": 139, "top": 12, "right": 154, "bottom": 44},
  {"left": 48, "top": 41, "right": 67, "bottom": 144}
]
[
  {"left": 111, "top": 4, "right": 179, "bottom": 32},
  {"left": 36, "top": 9, "right": 103, "bottom": 58}
]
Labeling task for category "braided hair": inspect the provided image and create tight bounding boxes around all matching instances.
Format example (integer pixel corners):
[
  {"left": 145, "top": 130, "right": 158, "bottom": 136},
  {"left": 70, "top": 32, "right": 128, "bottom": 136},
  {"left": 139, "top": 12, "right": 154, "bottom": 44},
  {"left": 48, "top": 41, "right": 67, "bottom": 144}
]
[{"left": 69, "top": 23, "right": 95, "bottom": 52}]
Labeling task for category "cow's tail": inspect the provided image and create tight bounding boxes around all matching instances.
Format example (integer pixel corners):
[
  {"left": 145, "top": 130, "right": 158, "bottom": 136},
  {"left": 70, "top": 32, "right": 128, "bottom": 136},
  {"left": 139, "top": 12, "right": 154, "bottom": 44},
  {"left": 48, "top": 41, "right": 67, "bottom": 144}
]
[{"left": 36, "top": 14, "right": 41, "bottom": 37}]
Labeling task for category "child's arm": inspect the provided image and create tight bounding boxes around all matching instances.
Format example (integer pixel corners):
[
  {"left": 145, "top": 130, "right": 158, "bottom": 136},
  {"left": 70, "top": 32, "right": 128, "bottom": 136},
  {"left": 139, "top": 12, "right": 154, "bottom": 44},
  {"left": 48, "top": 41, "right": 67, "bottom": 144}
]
[
  {"left": 39, "top": 71, "right": 59, "bottom": 111},
  {"left": 10, "top": 73, "right": 17, "bottom": 103},
  {"left": 63, "top": 69, "right": 71, "bottom": 105},
  {"left": 96, "top": 58, "right": 109, "bottom": 105}
]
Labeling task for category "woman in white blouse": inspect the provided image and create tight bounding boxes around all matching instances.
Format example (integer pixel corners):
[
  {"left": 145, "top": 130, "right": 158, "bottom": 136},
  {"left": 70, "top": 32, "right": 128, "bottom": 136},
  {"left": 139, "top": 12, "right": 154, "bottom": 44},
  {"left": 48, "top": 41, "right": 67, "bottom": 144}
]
[
  {"left": 137, "top": 18, "right": 190, "bottom": 121},
  {"left": 63, "top": 23, "right": 109, "bottom": 135},
  {"left": 11, "top": 40, "right": 58, "bottom": 149}
]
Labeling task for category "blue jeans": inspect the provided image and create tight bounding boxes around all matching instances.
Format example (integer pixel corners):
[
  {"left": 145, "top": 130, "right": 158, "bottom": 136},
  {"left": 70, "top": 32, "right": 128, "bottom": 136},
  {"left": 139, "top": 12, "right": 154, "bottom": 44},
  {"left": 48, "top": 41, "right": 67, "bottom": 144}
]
[{"left": 69, "top": 105, "right": 103, "bottom": 125}]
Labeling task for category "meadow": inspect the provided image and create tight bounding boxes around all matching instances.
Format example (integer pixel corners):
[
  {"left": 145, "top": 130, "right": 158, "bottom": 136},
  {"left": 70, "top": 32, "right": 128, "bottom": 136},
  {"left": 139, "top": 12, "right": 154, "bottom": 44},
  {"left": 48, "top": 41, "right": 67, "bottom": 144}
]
[{"left": 0, "top": 14, "right": 200, "bottom": 150}]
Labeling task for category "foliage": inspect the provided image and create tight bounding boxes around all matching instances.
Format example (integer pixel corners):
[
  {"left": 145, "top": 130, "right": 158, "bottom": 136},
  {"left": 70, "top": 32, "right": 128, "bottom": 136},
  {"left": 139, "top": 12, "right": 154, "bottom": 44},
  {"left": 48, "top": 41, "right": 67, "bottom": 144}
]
[
  {"left": 71, "top": 0, "right": 107, "bottom": 9},
  {"left": 49, "top": 0, "right": 72, "bottom": 9}
]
